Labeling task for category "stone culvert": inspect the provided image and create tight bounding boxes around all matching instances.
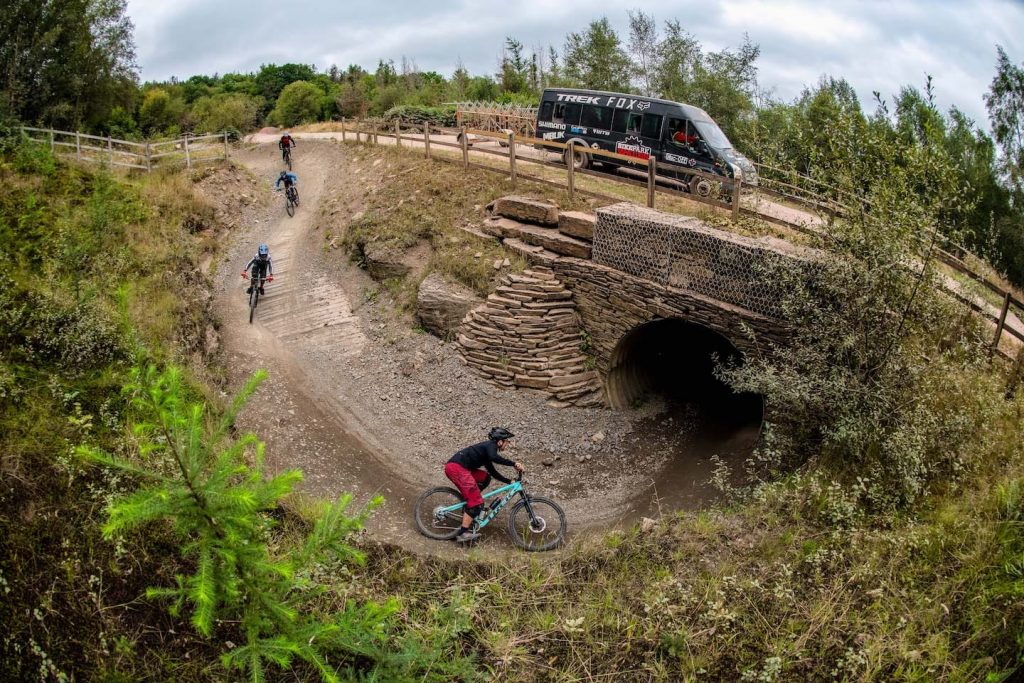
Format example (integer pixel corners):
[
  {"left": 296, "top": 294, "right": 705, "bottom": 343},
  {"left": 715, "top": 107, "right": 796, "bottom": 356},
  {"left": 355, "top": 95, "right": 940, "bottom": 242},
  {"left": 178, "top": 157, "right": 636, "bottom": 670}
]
[{"left": 457, "top": 267, "right": 603, "bottom": 407}]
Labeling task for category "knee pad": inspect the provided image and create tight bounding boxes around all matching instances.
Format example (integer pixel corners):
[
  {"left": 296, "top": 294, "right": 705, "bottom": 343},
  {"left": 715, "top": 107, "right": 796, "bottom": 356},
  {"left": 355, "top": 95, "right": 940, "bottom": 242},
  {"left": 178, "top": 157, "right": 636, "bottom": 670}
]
[{"left": 466, "top": 504, "right": 483, "bottom": 519}]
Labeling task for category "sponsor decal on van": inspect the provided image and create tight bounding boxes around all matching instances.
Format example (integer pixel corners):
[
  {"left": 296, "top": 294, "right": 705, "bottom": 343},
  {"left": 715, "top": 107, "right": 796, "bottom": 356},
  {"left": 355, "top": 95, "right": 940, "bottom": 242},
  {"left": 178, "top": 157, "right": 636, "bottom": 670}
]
[
  {"left": 542, "top": 131, "right": 565, "bottom": 140},
  {"left": 664, "top": 152, "right": 697, "bottom": 167},
  {"left": 570, "top": 126, "right": 587, "bottom": 134},
  {"left": 539, "top": 121, "right": 566, "bottom": 130},
  {"left": 556, "top": 94, "right": 601, "bottom": 104},
  {"left": 590, "top": 128, "right": 611, "bottom": 136},
  {"left": 615, "top": 136, "right": 652, "bottom": 160}
]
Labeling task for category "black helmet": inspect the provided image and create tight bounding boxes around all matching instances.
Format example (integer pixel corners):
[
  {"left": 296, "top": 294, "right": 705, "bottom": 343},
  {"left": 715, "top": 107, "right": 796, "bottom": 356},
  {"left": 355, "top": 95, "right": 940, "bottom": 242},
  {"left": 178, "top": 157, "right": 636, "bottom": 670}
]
[{"left": 488, "top": 427, "right": 514, "bottom": 441}]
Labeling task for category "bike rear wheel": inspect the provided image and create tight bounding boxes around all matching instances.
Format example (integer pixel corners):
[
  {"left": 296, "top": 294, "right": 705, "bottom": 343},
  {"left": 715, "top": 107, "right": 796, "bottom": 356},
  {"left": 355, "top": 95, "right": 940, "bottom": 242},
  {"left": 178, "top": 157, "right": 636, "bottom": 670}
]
[
  {"left": 507, "top": 496, "right": 566, "bottom": 551},
  {"left": 413, "top": 487, "right": 464, "bottom": 540},
  {"left": 285, "top": 196, "right": 295, "bottom": 217},
  {"left": 284, "top": 149, "right": 292, "bottom": 170}
]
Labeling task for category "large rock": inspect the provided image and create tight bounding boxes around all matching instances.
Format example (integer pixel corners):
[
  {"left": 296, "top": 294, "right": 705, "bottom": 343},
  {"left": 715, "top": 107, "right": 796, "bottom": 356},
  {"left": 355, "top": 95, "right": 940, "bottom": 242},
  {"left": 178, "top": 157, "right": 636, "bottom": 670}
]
[
  {"left": 416, "top": 274, "right": 483, "bottom": 338},
  {"left": 558, "top": 211, "right": 596, "bottom": 241},
  {"left": 490, "top": 195, "right": 559, "bottom": 226},
  {"left": 363, "top": 243, "right": 411, "bottom": 280}
]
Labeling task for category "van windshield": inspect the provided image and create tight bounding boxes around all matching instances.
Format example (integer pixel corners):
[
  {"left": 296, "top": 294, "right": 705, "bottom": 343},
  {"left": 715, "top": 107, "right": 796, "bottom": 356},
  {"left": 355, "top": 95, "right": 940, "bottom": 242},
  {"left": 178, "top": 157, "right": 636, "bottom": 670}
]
[{"left": 693, "top": 120, "right": 732, "bottom": 150}]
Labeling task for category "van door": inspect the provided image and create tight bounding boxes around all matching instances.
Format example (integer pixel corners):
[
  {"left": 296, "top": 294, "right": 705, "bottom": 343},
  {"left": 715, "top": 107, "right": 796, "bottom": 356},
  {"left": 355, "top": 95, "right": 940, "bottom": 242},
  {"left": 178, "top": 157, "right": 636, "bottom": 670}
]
[
  {"left": 663, "top": 117, "right": 710, "bottom": 170},
  {"left": 615, "top": 111, "right": 660, "bottom": 162}
]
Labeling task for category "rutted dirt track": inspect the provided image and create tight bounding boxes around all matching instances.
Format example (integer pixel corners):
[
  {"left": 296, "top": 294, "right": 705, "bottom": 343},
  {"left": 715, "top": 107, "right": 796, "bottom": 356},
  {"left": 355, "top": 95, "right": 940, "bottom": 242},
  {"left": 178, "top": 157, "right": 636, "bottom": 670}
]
[{"left": 209, "top": 141, "right": 759, "bottom": 556}]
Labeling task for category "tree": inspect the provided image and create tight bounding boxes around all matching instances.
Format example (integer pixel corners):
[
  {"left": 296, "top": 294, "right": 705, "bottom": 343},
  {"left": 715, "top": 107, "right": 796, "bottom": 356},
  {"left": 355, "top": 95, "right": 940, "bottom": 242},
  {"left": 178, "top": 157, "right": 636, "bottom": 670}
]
[
  {"left": 0, "top": 0, "right": 137, "bottom": 129},
  {"left": 627, "top": 10, "right": 659, "bottom": 96},
  {"left": 270, "top": 81, "right": 322, "bottom": 126},
  {"left": 499, "top": 38, "right": 531, "bottom": 95},
  {"left": 255, "top": 63, "right": 316, "bottom": 111},
  {"left": 563, "top": 18, "right": 631, "bottom": 92},
  {"left": 191, "top": 93, "right": 262, "bottom": 133},
  {"left": 985, "top": 46, "right": 1024, "bottom": 193},
  {"left": 139, "top": 87, "right": 184, "bottom": 134}
]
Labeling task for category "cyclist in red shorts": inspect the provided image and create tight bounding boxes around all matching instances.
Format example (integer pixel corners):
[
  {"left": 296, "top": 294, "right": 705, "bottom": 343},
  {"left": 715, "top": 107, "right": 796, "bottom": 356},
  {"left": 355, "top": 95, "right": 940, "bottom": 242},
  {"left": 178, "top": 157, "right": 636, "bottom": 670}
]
[{"left": 444, "top": 427, "right": 524, "bottom": 542}]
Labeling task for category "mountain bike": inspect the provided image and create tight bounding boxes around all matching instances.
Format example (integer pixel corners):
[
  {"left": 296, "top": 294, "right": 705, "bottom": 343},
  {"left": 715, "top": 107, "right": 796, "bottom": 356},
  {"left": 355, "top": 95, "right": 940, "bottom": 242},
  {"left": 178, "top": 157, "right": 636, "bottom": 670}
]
[
  {"left": 413, "top": 473, "right": 566, "bottom": 551},
  {"left": 280, "top": 185, "right": 299, "bottom": 217},
  {"left": 282, "top": 146, "right": 292, "bottom": 170},
  {"left": 242, "top": 272, "right": 273, "bottom": 324}
]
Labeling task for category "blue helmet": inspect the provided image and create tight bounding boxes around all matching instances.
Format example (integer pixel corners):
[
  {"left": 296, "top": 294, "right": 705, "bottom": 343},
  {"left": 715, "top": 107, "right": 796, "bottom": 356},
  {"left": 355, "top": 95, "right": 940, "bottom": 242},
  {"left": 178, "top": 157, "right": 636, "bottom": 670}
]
[{"left": 258, "top": 243, "right": 269, "bottom": 258}]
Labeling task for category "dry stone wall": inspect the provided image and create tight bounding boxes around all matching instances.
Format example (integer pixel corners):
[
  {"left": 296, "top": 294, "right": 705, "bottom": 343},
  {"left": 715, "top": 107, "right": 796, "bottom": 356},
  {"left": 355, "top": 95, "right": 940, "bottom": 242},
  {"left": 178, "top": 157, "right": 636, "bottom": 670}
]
[{"left": 457, "top": 268, "right": 603, "bottom": 407}]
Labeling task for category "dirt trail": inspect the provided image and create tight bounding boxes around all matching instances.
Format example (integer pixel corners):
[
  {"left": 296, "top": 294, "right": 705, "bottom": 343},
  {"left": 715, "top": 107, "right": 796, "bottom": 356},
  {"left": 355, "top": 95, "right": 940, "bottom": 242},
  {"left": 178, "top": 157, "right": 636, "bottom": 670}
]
[{"left": 212, "top": 141, "right": 760, "bottom": 556}]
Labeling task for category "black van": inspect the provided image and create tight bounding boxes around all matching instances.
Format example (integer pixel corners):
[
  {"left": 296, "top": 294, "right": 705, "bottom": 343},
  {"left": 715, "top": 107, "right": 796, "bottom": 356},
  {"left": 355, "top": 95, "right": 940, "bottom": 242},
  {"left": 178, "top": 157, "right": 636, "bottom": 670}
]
[{"left": 534, "top": 88, "right": 757, "bottom": 196}]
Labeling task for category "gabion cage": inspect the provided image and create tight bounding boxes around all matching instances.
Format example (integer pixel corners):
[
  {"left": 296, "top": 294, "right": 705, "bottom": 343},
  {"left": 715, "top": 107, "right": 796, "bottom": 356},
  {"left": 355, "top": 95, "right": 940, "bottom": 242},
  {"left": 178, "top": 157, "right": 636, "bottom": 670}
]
[{"left": 592, "top": 203, "right": 811, "bottom": 318}]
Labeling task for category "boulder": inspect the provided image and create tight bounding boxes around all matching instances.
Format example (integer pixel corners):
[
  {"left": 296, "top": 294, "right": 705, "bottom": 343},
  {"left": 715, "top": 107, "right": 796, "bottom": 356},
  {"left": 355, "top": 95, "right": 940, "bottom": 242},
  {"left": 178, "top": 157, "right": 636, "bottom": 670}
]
[
  {"left": 416, "top": 274, "right": 483, "bottom": 338},
  {"left": 558, "top": 211, "right": 596, "bottom": 241},
  {"left": 491, "top": 195, "right": 559, "bottom": 226},
  {"left": 363, "top": 243, "right": 411, "bottom": 280}
]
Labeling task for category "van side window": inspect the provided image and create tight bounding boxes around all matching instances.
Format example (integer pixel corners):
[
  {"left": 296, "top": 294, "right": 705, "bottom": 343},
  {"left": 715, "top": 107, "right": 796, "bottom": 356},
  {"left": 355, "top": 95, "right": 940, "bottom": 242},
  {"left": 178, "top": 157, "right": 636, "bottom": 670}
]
[
  {"left": 563, "top": 103, "right": 582, "bottom": 125},
  {"left": 540, "top": 101, "right": 553, "bottom": 121},
  {"left": 614, "top": 109, "right": 642, "bottom": 134},
  {"left": 641, "top": 113, "right": 663, "bottom": 139},
  {"left": 581, "top": 105, "right": 612, "bottom": 129},
  {"left": 667, "top": 117, "right": 700, "bottom": 147},
  {"left": 553, "top": 102, "right": 566, "bottom": 123}
]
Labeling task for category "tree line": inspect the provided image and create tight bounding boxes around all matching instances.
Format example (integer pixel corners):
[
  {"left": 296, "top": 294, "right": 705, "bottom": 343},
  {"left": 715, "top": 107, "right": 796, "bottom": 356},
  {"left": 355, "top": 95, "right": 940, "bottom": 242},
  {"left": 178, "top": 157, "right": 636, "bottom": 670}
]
[{"left": 2, "top": 3, "right": 1023, "bottom": 283}]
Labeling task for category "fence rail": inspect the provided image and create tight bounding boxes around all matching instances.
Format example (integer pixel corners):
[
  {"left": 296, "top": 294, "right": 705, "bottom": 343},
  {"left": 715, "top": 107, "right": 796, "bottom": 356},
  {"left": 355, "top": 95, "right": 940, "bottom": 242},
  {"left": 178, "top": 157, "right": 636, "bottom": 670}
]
[{"left": 21, "top": 126, "right": 231, "bottom": 172}]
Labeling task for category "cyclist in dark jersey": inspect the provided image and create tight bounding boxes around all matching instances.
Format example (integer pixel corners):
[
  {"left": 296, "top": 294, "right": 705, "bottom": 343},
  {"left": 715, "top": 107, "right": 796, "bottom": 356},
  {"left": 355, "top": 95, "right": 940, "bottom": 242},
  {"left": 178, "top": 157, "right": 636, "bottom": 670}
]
[
  {"left": 242, "top": 243, "right": 274, "bottom": 295},
  {"left": 445, "top": 427, "right": 524, "bottom": 542}
]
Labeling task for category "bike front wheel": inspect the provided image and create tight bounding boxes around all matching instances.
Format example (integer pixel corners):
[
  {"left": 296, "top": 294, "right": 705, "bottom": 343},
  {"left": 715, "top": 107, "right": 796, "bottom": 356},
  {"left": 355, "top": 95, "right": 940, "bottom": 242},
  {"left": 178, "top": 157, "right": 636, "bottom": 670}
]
[
  {"left": 285, "top": 197, "right": 295, "bottom": 217},
  {"left": 413, "top": 487, "right": 464, "bottom": 540},
  {"left": 248, "top": 288, "right": 258, "bottom": 324},
  {"left": 507, "top": 496, "right": 566, "bottom": 551}
]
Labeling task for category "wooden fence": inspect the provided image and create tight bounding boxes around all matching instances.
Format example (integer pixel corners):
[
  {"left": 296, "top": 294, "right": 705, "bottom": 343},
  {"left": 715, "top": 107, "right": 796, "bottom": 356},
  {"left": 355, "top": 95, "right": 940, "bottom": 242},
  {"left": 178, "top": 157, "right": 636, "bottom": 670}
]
[{"left": 21, "top": 126, "right": 231, "bottom": 171}]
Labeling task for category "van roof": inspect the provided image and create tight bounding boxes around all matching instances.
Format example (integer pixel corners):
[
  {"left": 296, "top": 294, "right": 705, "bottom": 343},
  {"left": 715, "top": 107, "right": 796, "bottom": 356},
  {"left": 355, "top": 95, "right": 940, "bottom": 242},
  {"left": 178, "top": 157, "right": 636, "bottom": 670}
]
[{"left": 541, "top": 88, "right": 712, "bottom": 121}]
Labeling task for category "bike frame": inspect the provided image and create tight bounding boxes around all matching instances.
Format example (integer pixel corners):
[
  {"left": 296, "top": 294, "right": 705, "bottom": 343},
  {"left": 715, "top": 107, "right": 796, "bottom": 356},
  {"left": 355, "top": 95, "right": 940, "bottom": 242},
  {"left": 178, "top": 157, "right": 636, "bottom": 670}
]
[{"left": 437, "top": 479, "right": 532, "bottom": 531}]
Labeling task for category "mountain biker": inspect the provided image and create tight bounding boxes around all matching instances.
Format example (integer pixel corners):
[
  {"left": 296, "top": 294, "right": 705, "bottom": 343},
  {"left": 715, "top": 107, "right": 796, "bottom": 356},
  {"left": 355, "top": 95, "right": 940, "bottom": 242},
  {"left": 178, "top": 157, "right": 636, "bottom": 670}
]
[
  {"left": 275, "top": 170, "right": 298, "bottom": 198},
  {"left": 242, "top": 243, "right": 274, "bottom": 295},
  {"left": 278, "top": 131, "right": 295, "bottom": 160},
  {"left": 444, "top": 427, "right": 524, "bottom": 543}
]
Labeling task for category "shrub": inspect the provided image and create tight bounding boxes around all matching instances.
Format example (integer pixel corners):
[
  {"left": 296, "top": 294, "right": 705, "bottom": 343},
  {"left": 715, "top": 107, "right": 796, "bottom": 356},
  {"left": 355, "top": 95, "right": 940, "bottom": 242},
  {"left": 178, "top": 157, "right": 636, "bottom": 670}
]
[{"left": 269, "top": 81, "right": 323, "bottom": 127}]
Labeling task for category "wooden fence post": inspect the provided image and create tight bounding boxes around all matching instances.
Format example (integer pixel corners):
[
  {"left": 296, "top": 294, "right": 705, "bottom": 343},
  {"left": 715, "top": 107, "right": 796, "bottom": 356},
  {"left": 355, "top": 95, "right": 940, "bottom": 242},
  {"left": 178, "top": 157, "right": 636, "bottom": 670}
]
[
  {"left": 394, "top": 119, "right": 401, "bottom": 147},
  {"left": 49, "top": 129, "right": 55, "bottom": 152},
  {"left": 567, "top": 141, "right": 575, "bottom": 201},
  {"left": 341, "top": 117, "right": 346, "bottom": 142},
  {"left": 107, "top": 135, "right": 114, "bottom": 165},
  {"left": 731, "top": 168, "right": 743, "bottom": 221},
  {"left": 223, "top": 131, "right": 229, "bottom": 160},
  {"left": 647, "top": 157, "right": 656, "bottom": 208},
  {"left": 183, "top": 134, "right": 191, "bottom": 168},
  {"left": 508, "top": 131, "right": 517, "bottom": 186},
  {"left": 145, "top": 142, "right": 152, "bottom": 172},
  {"left": 423, "top": 123, "right": 430, "bottom": 158},
  {"left": 355, "top": 118, "right": 360, "bottom": 142},
  {"left": 75, "top": 131, "right": 81, "bottom": 160},
  {"left": 372, "top": 123, "right": 378, "bottom": 145},
  {"left": 461, "top": 126, "right": 469, "bottom": 167},
  {"left": 993, "top": 292, "right": 1012, "bottom": 354}
]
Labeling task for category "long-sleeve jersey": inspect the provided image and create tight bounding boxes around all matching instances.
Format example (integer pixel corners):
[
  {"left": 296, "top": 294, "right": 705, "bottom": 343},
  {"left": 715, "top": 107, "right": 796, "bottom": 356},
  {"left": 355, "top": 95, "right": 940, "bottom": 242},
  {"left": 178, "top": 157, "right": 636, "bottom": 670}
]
[
  {"left": 278, "top": 136, "right": 295, "bottom": 149},
  {"left": 244, "top": 254, "right": 273, "bottom": 277},
  {"left": 275, "top": 172, "right": 298, "bottom": 188},
  {"left": 447, "top": 440, "right": 516, "bottom": 484}
]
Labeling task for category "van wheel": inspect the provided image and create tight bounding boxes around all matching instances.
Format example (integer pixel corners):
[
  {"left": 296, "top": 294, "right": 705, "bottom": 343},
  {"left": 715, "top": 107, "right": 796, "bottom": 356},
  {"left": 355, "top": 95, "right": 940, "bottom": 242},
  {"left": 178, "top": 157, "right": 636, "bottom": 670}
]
[
  {"left": 689, "top": 175, "right": 712, "bottom": 198},
  {"left": 564, "top": 146, "right": 590, "bottom": 170}
]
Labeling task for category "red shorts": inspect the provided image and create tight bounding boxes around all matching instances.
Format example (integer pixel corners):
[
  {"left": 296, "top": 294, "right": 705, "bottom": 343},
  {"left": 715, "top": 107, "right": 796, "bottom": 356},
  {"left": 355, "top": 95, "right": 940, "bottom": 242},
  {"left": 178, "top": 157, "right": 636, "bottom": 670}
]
[{"left": 444, "top": 462, "right": 488, "bottom": 508}]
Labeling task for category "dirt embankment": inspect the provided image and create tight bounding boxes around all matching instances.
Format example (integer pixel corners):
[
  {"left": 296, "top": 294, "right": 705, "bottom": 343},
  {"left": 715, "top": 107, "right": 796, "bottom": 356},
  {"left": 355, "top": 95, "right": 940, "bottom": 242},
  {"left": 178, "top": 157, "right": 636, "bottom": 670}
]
[{"left": 196, "top": 140, "right": 760, "bottom": 555}]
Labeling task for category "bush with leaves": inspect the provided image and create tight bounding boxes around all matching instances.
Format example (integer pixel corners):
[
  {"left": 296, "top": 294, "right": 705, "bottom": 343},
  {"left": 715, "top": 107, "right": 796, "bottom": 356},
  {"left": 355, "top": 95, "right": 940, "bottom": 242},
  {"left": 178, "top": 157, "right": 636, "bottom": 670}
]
[
  {"left": 79, "top": 363, "right": 478, "bottom": 681},
  {"left": 722, "top": 102, "right": 1011, "bottom": 510}
]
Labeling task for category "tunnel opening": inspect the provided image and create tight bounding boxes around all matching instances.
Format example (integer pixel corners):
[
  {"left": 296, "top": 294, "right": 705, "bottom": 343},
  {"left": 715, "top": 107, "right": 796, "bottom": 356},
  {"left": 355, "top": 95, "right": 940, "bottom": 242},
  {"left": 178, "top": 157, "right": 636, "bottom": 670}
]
[{"left": 607, "top": 318, "right": 765, "bottom": 511}]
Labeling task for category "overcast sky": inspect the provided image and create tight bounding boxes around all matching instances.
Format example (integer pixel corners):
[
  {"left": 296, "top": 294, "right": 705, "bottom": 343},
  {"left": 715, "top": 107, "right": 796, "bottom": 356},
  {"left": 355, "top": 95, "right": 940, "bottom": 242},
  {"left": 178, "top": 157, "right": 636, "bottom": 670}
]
[{"left": 127, "top": 0, "right": 1024, "bottom": 129}]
